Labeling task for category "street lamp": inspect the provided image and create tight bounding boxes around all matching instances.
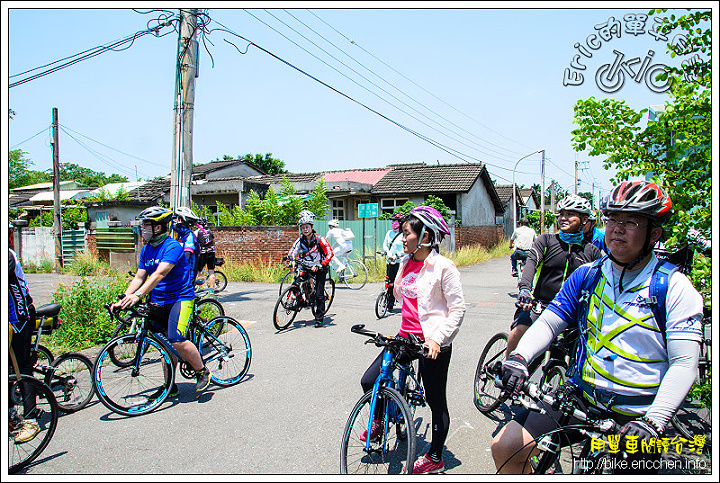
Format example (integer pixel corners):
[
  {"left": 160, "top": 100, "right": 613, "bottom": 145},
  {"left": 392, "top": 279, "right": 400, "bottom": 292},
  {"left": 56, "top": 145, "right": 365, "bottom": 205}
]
[{"left": 513, "top": 150, "right": 542, "bottom": 232}]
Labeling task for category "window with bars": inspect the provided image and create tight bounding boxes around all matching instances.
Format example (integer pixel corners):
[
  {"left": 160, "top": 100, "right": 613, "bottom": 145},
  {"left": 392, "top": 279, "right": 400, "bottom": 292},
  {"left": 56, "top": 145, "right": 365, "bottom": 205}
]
[{"left": 332, "top": 200, "right": 345, "bottom": 220}]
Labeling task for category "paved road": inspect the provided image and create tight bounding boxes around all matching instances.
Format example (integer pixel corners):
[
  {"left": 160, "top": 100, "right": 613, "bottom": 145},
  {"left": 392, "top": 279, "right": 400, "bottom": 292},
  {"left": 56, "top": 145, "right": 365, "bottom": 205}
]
[{"left": 22, "top": 256, "right": 520, "bottom": 475}]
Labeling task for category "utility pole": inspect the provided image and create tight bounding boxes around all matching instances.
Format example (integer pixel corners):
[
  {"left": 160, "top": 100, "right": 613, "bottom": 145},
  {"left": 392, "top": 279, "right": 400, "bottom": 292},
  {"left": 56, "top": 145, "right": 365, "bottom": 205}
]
[
  {"left": 574, "top": 153, "right": 578, "bottom": 194},
  {"left": 170, "top": 8, "right": 199, "bottom": 210},
  {"left": 550, "top": 179, "right": 556, "bottom": 234},
  {"left": 52, "top": 107, "right": 62, "bottom": 272},
  {"left": 540, "top": 149, "right": 546, "bottom": 234}
]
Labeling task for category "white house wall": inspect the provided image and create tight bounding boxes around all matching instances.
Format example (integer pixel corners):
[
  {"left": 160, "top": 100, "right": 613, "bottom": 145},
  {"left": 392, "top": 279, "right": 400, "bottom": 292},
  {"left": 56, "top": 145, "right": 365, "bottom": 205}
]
[{"left": 459, "top": 177, "right": 495, "bottom": 226}]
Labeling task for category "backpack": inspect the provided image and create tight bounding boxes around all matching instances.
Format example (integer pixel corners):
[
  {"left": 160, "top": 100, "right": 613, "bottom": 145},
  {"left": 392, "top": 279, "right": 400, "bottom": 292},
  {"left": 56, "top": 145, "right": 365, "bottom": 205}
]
[
  {"left": 577, "top": 255, "right": 677, "bottom": 344},
  {"left": 196, "top": 226, "right": 215, "bottom": 253}
]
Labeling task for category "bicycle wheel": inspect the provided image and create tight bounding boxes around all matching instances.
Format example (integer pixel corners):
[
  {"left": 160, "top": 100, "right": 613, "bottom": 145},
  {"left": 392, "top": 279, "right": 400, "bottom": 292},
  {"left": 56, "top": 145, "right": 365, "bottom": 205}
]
[
  {"left": 540, "top": 365, "right": 566, "bottom": 394},
  {"left": 375, "top": 291, "right": 389, "bottom": 319},
  {"left": 108, "top": 318, "right": 139, "bottom": 368},
  {"left": 49, "top": 352, "right": 95, "bottom": 413},
  {"left": 342, "top": 259, "right": 368, "bottom": 290},
  {"left": 93, "top": 334, "right": 174, "bottom": 417},
  {"left": 213, "top": 271, "right": 228, "bottom": 292},
  {"left": 397, "top": 360, "right": 422, "bottom": 440},
  {"left": 273, "top": 286, "right": 300, "bottom": 331},
  {"left": 200, "top": 316, "right": 251, "bottom": 386},
  {"left": 312, "top": 278, "right": 336, "bottom": 319},
  {"left": 473, "top": 332, "right": 509, "bottom": 413},
  {"left": 278, "top": 269, "right": 293, "bottom": 295},
  {"left": 195, "top": 298, "right": 225, "bottom": 337},
  {"left": 9, "top": 374, "right": 59, "bottom": 474},
  {"left": 341, "top": 386, "right": 416, "bottom": 474}
]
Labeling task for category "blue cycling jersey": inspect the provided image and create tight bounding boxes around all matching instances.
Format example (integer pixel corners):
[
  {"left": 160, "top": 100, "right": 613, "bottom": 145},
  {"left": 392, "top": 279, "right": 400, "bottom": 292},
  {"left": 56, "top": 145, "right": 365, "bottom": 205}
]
[{"left": 138, "top": 236, "right": 195, "bottom": 305}]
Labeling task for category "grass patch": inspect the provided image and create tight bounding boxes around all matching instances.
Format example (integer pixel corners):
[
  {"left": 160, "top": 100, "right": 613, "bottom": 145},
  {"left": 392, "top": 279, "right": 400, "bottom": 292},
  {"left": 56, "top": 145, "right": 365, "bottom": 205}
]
[{"left": 63, "top": 251, "right": 122, "bottom": 277}]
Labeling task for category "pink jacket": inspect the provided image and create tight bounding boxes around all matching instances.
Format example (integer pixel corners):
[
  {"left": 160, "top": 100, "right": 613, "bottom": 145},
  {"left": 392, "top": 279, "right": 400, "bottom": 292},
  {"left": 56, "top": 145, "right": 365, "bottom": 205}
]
[{"left": 394, "top": 250, "right": 465, "bottom": 347}]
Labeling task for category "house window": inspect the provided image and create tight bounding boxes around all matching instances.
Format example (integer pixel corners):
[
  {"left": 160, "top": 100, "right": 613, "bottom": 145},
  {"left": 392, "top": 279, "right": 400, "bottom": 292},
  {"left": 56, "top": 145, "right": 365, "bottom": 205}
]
[
  {"left": 332, "top": 200, "right": 345, "bottom": 220},
  {"left": 380, "top": 198, "right": 408, "bottom": 214}
]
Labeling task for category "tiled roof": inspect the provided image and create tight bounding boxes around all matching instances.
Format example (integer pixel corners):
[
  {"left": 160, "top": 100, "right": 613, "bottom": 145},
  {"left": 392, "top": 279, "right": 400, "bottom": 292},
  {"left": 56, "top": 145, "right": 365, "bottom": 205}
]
[
  {"left": 192, "top": 160, "right": 240, "bottom": 176},
  {"left": 126, "top": 177, "right": 170, "bottom": 202},
  {"left": 371, "top": 163, "right": 485, "bottom": 195},
  {"left": 323, "top": 169, "right": 390, "bottom": 185},
  {"left": 247, "top": 172, "right": 324, "bottom": 185},
  {"left": 495, "top": 184, "right": 514, "bottom": 204}
]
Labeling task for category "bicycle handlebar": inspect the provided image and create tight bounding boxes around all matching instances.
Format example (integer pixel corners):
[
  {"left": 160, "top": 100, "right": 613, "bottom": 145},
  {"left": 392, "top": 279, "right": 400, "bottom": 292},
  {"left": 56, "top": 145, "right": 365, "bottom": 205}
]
[{"left": 351, "top": 324, "right": 428, "bottom": 357}]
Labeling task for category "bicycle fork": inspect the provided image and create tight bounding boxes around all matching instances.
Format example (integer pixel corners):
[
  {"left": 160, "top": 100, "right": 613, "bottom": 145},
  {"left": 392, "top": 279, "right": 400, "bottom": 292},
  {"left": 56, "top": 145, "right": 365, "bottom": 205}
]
[{"left": 365, "top": 351, "right": 396, "bottom": 453}]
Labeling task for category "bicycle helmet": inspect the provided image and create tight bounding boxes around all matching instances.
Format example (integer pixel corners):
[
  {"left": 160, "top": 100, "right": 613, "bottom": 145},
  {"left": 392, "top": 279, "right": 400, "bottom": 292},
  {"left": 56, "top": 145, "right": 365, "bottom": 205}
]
[
  {"left": 298, "top": 210, "right": 315, "bottom": 225},
  {"left": 137, "top": 206, "right": 173, "bottom": 225},
  {"left": 407, "top": 206, "right": 451, "bottom": 253},
  {"left": 557, "top": 194, "right": 592, "bottom": 215},
  {"left": 174, "top": 206, "right": 200, "bottom": 224},
  {"left": 328, "top": 219, "right": 340, "bottom": 228},
  {"left": 600, "top": 180, "right": 672, "bottom": 223},
  {"left": 390, "top": 212, "right": 405, "bottom": 222}
]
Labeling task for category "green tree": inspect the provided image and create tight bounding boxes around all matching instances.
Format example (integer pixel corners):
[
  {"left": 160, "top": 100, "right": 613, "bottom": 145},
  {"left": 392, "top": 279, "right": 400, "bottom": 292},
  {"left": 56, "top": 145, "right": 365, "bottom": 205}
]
[
  {"left": 571, "top": 8, "right": 710, "bottom": 300},
  {"left": 9, "top": 149, "right": 50, "bottom": 188}
]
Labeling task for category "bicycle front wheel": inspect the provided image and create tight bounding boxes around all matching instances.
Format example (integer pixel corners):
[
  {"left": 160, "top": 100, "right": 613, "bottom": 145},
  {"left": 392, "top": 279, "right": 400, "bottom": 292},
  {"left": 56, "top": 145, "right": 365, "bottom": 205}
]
[
  {"left": 340, "top": 386, "right": 416, "bottom": 474},
  {"left": 213, "top": 271, "right": 228, "bottom": 292},
  {"left": 312, "top": 278, "right": 336, "bottom": 319},
  {"left": 108, "top": 318, "right": 139, "bottom": 368},
  {"left": 342, "top": 259, "right": 368, "bottom": 290},
  {"left": 93, "top": 334, "right": 174, "bottom": 417},
  {"left": 200, "top": 316, "right": 252, "bottom": 386},
  {"left": 9, "top": 374, "right": 59, "bottom": 474},
  {"left": 273, "top": 286, "right": 300, "bottom": 330},
  {"left": 50, "top": 352, "right": 95, "bottom": 413},
  {"left": 375, "top": 291, "right": 389, "bottom": 319},
  {"left": 278, "top": 270, "right": 293, "bottom": 295},
  {"left": 473, "top": 332, "right": 509, "bottom": 413}
]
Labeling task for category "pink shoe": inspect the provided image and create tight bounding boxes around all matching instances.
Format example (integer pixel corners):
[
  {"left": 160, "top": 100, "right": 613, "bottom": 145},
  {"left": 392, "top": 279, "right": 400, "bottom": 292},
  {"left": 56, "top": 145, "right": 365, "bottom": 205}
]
[
  {"left": 360, "top": 419, "right": 381, "bottom": 442},
  {"left": 412, "top": 454, "right": 445, "bottom": 474}
]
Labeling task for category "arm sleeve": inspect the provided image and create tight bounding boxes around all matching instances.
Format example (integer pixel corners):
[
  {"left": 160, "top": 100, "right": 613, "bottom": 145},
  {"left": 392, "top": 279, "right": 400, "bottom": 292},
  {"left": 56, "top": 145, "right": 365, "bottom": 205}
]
[
  {"left": 643, "top": 338, "right": 701, "bottom": 432},
  {"left": 514, "top": 309, "right": 568, "bottom": 364}
]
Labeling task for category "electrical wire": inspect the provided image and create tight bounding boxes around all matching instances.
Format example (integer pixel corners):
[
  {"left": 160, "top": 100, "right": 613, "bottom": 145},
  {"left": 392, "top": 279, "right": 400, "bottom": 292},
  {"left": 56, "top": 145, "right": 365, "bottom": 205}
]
[{"left": 9, "top": 126, "right": 52, "bottom": 150}]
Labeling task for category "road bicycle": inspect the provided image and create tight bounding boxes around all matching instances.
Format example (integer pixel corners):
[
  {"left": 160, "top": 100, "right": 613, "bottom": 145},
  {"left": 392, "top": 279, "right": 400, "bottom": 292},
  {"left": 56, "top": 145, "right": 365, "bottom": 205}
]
[
  {"left": 488, "top": 366, "right": 623, "bottom": 475},
  {"left": 374, "top": 251, "right": 396, "bottom": 319},
  {"left": 473, "top": 301, "right": 577, "bottom": 414},
  {"left": 195, "top": 256, "right": 228, "bottom": 293},
  {"left": 273, "top": 258, "right": 335, "bottom": 331},
  {"left": 340, "top": 324, "right": 427, "bottom": 474},
  {"left": 329, "top": 250, "right": 368, "bottom": 290},
  {"left": 108, "top": 285, "right": 225, "bottom": 367},
  {"left": 92, "top": 296, "right": 252, "bottom": 416},
  {"left": 670, "top": 306, "right": 711, "bottom": 448},
  {"left": 9, "top": 348, "right": 60, "bottom": 474},
  {"left": 28, "top": 303, "right": 95, "bottom": 413}
]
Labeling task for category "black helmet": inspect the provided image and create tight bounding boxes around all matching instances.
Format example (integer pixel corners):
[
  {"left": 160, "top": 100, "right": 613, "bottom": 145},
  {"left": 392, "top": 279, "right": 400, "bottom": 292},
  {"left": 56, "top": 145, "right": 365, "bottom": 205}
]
[{"left": 137, "top": 206, "right": 173, "bottom": 225}]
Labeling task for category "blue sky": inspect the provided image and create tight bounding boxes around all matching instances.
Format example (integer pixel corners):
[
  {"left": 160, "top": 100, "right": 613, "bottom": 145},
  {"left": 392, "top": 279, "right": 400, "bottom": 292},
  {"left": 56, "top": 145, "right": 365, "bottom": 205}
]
[{"left": 4, "top": 4, "right": 710, "bottom": 206}]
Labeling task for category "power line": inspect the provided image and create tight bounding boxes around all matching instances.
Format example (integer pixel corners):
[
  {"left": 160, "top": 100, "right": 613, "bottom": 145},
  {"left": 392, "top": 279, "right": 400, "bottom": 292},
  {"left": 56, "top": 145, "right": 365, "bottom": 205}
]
[
  {"left": 59, "top": 124, "right": 167, "bottom": 168},
  {"left": 9, "top": 126, "right": 52, "bottom": 150}
]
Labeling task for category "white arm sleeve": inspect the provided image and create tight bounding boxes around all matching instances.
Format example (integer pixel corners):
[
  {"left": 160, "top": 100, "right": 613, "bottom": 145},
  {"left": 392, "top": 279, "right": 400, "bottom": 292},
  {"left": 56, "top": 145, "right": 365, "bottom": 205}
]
[{"left": 514, "top": 310, "right": 568, "bottom": 364}]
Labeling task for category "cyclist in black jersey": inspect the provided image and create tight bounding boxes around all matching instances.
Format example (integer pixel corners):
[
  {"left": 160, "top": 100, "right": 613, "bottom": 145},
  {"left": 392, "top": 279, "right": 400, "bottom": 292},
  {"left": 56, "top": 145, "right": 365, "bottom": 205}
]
[{"left": 506, "top": 195, "right": 602, "bottom": 357}]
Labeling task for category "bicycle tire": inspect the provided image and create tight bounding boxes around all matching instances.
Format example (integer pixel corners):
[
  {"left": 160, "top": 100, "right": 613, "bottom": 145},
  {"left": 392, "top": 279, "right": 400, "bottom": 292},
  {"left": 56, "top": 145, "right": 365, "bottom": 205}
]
[
  {"left": 473, "top": 332, "right": 509, "bottom": 413},
  {"left": 34, "top": 344, "right": 54, "bottom": 366},
  {"left": 375, "top": 291, "right": 389, "bottom": 319},
  {"left": 397, "top": 360, "right": 422, "bottom": 441},
  {"left": 199, "top": 316, "right": 252, "bottom": 386},
  {"left": 342, "top": 259, "right": 368, "bottom": 290},
  {"left": 540, "top": 365, "right": 566, "bottom": 394},
  {"left": 340, "top": 386, "right": 416, "bottom": 474},
  {"left": 213, "top": 271, "right": 228, "bottom": 293},
  {"left": 93, "top": 334, "right": 174, "bottom": 417},
  {"left": 195, "top": 298, "right": 225, "bottom": 337},
  {"left": 312, "top": 278, "right": 336, "bottom": 319},
  {"left": 49, "top": 352, "right": 95, "bottom": 413},
  {"left": 108, "top": 318, "right": 139, "bottom": 368},
  {"left": 278, "top": 269, "right": 293, "bottom": 295},
  {"left": 273, "top": 286, "right": 300, "bottom": 331},
  {"left": 8, "top": 374, "right": 59, "bottom": 474}
]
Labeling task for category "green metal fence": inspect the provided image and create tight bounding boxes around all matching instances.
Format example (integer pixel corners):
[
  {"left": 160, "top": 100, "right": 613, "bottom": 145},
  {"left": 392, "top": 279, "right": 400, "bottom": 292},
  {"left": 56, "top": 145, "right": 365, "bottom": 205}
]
[
  {"left": 95, "top": 227, "right": 136, "bottom": 251},
  {"left": 61, "top": 229, "right": 87, "bottom": 266}
]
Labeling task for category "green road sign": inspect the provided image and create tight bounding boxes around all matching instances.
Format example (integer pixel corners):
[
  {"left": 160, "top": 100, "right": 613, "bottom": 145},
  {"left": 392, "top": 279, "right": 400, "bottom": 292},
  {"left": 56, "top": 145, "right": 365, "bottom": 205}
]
[{"left": 358, "top": 203, "right": 378, "bottom": 218}]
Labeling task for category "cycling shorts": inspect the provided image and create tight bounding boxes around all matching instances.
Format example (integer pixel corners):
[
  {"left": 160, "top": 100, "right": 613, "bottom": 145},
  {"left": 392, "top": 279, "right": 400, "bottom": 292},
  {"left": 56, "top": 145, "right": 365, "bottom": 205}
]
[
  {"left": 510, "top": 301, "right": 548, "bottom": 330},
  {"left": 198, "top": 253, "right": 215, "bottom": 271},
  {"left": 148, "top": 299, "right": 195, "bottom": 343}
]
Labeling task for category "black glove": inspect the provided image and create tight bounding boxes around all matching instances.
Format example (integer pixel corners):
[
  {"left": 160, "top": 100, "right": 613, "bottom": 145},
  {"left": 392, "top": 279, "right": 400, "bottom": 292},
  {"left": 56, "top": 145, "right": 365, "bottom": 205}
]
[
  {"left": 619, "top": 417, "right": 661, "bottom": 445},
  {"left": 517, "top": 289, "right": 533, "bottom": 306},
  {"left": 501, "top": 354, "right": 529, "bottom": 397}
]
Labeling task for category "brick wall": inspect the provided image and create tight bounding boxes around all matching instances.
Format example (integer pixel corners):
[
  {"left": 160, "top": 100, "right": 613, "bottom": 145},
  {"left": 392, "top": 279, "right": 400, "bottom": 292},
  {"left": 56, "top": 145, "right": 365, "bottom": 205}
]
[
  {"left": 213, "top": 226, "right": 299, "bottom": 265},
  {"left": 455, "top": 225, "right": 503, "bottom": 250}
]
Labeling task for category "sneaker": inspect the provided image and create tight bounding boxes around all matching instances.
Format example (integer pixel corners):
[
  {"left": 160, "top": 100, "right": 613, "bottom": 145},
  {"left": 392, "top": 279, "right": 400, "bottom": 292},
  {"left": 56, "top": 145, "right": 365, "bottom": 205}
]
[
  {"left": 511, "top": 271, "right": 519, "bottom": 277},
  {"left": 195, "top": 367, "right": 211, "bottom": 392},
  {"left": 315, "top": 319, "right": 323, "bottom": 328},
  {"left": 412, "top": 454, "right": 445, "bottom": 474},
  {"left": 147, "top": 384, "right": 179, "bottom": 401},
  {"left": 360, "top": 419, "right": 382, "bottom": 442},
  {"left": 13, "top": 420, "right": 40, "bottom": 444}
]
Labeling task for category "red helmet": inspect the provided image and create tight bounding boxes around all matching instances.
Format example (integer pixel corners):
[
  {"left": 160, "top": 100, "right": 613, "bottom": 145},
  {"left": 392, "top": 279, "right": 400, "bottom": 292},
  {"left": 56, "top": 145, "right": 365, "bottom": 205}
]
[{"left": 600, "top": 181, "right": 672, "bottom": 222}]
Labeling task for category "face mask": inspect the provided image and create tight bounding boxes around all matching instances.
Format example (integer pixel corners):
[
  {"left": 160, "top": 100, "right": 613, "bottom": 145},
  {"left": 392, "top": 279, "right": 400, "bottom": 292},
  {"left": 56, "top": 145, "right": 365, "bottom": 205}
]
[
  {"left": 141, "top": 227, "right": 154, "bottom": 242},
  {"left": 559, "top": 231, "right": 584, "bottom": 245}
]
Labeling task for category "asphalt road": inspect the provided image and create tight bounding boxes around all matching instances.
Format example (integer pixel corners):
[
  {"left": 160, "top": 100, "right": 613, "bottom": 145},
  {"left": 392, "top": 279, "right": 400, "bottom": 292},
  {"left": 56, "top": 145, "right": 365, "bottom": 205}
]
[{"left": 22, "top": 256, "right": 521, "bottom": 475}]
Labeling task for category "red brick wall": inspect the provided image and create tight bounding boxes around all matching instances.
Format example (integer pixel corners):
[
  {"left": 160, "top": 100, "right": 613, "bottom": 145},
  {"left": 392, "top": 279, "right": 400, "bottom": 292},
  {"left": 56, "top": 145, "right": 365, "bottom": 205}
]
[
  {"left": 213, "top": 226, "right": 299, "bottom": 265},
  {"left": 455, "top": 225, "right": 503, "bottom": 250}
]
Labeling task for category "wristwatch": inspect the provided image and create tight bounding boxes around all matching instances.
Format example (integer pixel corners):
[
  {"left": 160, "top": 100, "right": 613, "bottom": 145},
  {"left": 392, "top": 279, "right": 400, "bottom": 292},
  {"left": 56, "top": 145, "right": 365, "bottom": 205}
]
[{"left": 133, "top": 290, "right": 144, "bottom": 298}]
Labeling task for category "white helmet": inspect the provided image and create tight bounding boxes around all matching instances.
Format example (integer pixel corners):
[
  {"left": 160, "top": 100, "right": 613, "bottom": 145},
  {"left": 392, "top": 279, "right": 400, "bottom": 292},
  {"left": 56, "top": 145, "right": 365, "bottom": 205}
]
[
  {"left": 174, "top": 206, "right": 200, "bottom": 224},
  {"left": 557, "top": 194, "right": 592, "bottom": 215},
  {"left": 328, "top": 219, "right": 339, "bottom": 228},
  {"left": 298, "top": 210, "right": 315, "bottom": 225}
]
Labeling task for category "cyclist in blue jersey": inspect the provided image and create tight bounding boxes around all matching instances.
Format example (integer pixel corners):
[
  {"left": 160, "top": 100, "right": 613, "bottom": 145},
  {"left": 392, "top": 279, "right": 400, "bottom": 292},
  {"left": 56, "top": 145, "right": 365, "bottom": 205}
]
[
  {"left": 113, "top": 206, "right": 211, "bottom": 395},
  {"left": 584, "top": 210, "right": 608, "bottom": 254},
  {"left": 492, "top": 181, "right": 703, "bottom": 474}
]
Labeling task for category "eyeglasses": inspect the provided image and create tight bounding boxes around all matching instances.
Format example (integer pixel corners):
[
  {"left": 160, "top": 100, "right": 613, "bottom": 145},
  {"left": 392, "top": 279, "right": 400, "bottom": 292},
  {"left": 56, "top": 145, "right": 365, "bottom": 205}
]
[{"left": 604, "top": 217, "right": 647, "bottom": 231}]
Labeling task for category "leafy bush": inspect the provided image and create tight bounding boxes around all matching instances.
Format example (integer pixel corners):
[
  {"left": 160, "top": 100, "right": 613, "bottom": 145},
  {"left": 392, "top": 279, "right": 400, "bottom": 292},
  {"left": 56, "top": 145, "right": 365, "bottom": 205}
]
[{"left": 49, "top": 275, "right": 128, "bottom": 351}]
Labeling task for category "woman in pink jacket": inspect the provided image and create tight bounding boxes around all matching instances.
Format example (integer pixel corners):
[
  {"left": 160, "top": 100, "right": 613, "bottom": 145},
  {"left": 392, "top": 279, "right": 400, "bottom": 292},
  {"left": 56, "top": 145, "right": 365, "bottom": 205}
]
[{"left": 359, "top": 206, "right": 465, "bottom": 474}]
